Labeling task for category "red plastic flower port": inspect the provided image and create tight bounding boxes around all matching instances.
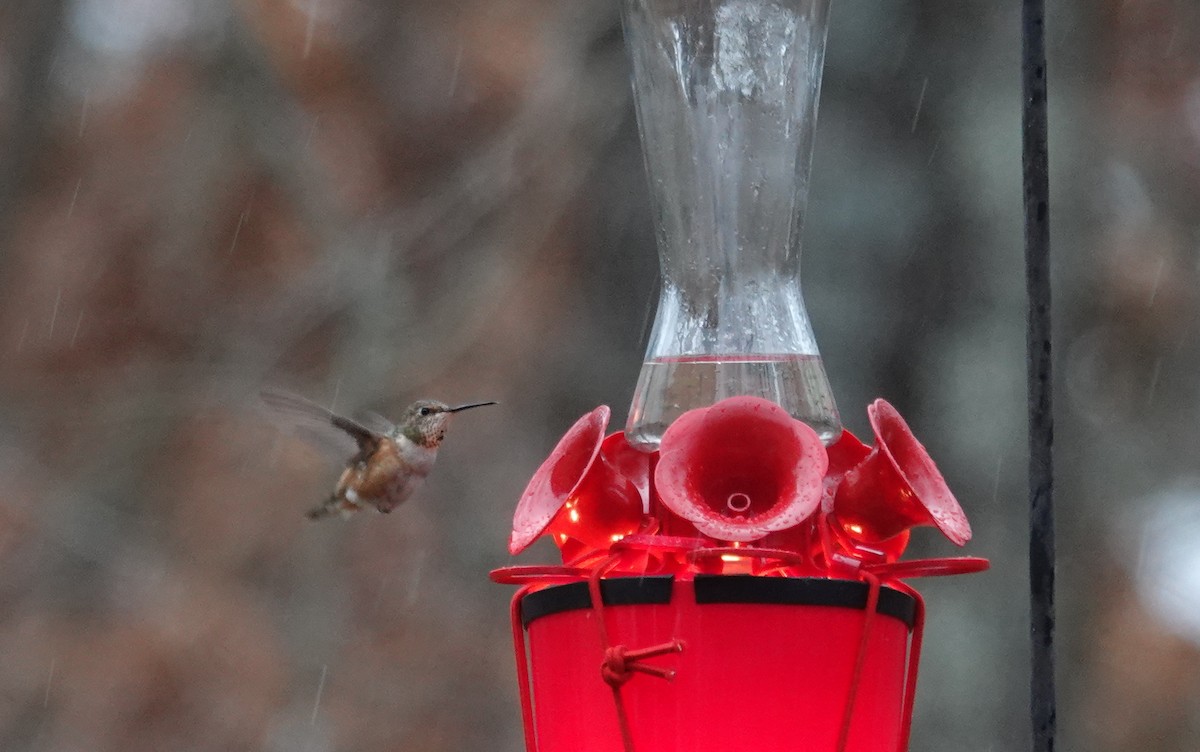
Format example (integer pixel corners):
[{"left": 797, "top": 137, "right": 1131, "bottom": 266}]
[
  {"left": 654, "top": 396, "right": 828, "bottom": 542},
  {"left": 509, "top": 406, "right": 646, "bottom": 561},
  {"left": 756, "top": 428, "right": 872, "bottom": 563},
  {"left": 826, "top": 398, "right": 972, "bottom": 556}
]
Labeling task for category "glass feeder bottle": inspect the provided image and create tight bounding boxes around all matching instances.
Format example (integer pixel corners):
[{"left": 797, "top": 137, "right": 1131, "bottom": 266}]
[{"left": 623, "top": 0, "right": 841, "bottom": 449}]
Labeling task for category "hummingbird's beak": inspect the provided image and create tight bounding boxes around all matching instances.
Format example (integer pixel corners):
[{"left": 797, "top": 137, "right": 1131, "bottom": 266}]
[{"left": 448, "top": 401, "right": 498, "bottom": 413}]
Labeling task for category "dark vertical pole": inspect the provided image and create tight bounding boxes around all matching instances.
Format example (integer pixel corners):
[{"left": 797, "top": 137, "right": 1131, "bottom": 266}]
[{"left": 1022, "top": 1, "right": 1055, "bottom": 751}]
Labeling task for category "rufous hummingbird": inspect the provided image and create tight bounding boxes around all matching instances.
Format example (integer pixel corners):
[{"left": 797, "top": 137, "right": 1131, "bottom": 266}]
[{"left": 261, "top": 390, "right": 497, "bottom": 520}]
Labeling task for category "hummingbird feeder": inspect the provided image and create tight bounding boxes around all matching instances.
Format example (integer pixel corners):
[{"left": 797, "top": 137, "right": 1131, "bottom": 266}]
[{"left": 493, "top": 1, "right": 989, "bottom": 750}]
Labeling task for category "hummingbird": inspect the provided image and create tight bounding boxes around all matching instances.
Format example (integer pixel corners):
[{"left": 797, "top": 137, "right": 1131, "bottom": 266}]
[{"left": 261, "top": 390, "right": 497, "bottom": 520}]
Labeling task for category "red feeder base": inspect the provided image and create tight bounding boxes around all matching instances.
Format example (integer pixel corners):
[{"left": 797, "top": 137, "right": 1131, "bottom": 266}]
[{"left": 517, "top": 576, "right": 918, "bottom": 752}]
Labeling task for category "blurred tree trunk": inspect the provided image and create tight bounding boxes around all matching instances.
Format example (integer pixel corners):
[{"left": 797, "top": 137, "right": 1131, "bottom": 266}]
[{"left": 0, "top": 0, "right": 68, "bottom": 266}]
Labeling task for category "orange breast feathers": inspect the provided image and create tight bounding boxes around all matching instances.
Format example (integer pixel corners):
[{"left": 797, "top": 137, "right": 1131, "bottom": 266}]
[{"left": 337, "top": 440, "right": 408, "bottom": 501}]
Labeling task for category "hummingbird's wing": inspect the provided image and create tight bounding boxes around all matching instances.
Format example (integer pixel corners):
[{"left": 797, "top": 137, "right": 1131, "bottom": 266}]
[
  {"left": 353, "top": 410, "right": 396, "bottom": 437},
  {"left": 260, "top": 389, "right": 382, "bottom": 457}
]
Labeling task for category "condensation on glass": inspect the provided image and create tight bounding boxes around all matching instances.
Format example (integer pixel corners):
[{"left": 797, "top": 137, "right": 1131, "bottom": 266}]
[{"left": 623, "top": 0, "right": 841, "bottom": 449}]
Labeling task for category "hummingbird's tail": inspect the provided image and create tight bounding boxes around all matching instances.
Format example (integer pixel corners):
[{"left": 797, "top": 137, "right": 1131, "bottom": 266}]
[{"left": 305, "top": 496, "right": 341, "bottom": 521}]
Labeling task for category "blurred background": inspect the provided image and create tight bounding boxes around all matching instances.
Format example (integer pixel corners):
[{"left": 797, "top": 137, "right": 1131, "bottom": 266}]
[{"left": 0, "top": 0, "right": 1198, "bottom": 750}]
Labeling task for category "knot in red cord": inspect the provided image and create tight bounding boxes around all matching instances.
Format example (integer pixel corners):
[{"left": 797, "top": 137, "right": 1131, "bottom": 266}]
[
  {"left": 601, "top": 645, "right": 633, "bottom": 686},
  {"left": 599, "top": 640, "right": 684, "bottom": 688}
]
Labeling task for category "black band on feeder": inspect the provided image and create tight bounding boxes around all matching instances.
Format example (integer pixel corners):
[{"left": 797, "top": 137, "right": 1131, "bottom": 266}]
[
  {"left": 694, "top": 575, "right": 917, "bottom": 627},
  {"left": 1022, "top": 1, "right": 1056, "bottom": 751},
  {"left": 519, "top": 576, "right": 674, "bottom": 628},
  {"left": 518, "top": 576, "right": 918, "bottom": 629}
]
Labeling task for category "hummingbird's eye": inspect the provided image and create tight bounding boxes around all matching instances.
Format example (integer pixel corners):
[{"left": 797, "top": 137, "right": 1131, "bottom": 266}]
[{"left": 418, "top": 406, "right": 431, "bottom": 416}]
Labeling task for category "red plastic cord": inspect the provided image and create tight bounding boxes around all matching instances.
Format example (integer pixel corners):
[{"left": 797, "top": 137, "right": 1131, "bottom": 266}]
[
  {"left": 587, "top": 554, "right": 682, "bottom": 752},
  {"left": 509, "top": 584, "right": 538, "bottom": 752},
  {"left": 836, "top": 569, "right": 881, "bottom": 752},
  {"left": 886, "top": 579, "right": 927, "bottom": 752}
]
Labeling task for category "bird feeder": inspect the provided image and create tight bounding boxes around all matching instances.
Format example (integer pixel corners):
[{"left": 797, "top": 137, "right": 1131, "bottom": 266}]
[{"left": 493, "top": 1, "right": 988, "bottom": 751}]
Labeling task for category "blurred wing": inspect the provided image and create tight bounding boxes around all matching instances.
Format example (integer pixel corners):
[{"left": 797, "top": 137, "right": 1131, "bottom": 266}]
[
  {"left": 260, "top": 389, "right": 382, "bottom": 458},
  {"left": 354, "top": 410, "right": 396, "bottom": 437}
]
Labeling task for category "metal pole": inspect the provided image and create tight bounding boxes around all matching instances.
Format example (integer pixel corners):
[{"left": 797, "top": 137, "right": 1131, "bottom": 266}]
[{"left": 1022, "top": 1, "right": 1055, "bottom": 751}]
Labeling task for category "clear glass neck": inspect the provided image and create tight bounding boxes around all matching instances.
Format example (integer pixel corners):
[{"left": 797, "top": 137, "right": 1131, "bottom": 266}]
[{"left": 623, "top": 0, "right": 840, "bottom": 449}]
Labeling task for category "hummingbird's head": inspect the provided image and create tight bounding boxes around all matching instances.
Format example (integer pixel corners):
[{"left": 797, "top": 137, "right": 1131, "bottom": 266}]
[{"left": 398, "top": 399, "right": 497, "bottom": 447}]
